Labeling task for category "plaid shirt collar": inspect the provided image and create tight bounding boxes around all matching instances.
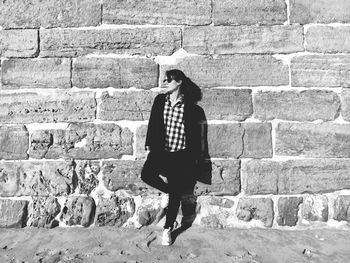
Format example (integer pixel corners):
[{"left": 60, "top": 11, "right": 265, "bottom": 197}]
[{"left": 165, "top": 93, "right": 184, "bottom": 107}]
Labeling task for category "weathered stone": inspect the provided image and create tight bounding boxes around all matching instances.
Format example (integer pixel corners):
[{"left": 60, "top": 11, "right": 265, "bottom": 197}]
[
  {"left": 276, "top": 123, "right": 350, "bottom": 158},
  {"left": 98, "top": 91, "right": 156, "bottom": 121},
  {"left": 0, "top": 91, "right": 96, "bottom": 124},
  {"left": 213, "top": 0, "right": 286, "bottom": 25},
  {"left": 161, "top": 55, "right": 289, "bottom": 88},
  {"left": 277, "top": 197, "right": 303, "bottom": 226},
  {"left": 0, "top": 30, "right": 38, "bottom": 58},
  {"left": 207, "top": 197, "right": 235, "bottom": 209},
  {"left": 29, "top": 196, "right": 60, "bottom": 228},
  {"left": 0, "top": 125, "right": 29, "bottom": 160},
  {"left": 341, "top": 89, "right": 350, "bottom": 121},
  {"left": 30, "top": 123, "right": 133, "bottom": 160},
  {"left": 333, "top": 195, "right": 350, "bottom": 223},
  {"left": 184, "top": 25, "right": 303, "bottom": 54},
  {"left": 236, "top": 198, "right": 274, "bottom": 227},
  {"left": 135, "top": 125, "right": 148, "bottom": 159},
  {"left": 241, "top": 123, "right": 272, "bottom": 158},
  {"left": 103, "top": 0, "right": 211, "bottom": 25},
  {"left": 290, "top": 0, "right": 350, "bottom": 24},
  {"left": 301, "top": 195, "right": 328, "bottom": 222},
  {"left": 136, "top": 195, "right": 162, "bottom": 226},
  {"left": 61, "top": 196, "right": 96, "bottom": 227},
  {"left": 291, "top": 55, "right": 350, "bottom": 88},
  {"left": 40, "top": 27, "right": 181, "bottom": 57},
  {"left": 75, "top": 160, "right": 100, "bottom": 194},
  {"left": 95, "top": 195, "right": 135, "bottom": 227},
  {"left": 200, "top": 215, "right": 223, "bottom": 228},
  {"left": 199, "top": 89, "right": 252, "bottom": 121},
  {"left": 254, "top": 90, "right": 340, "bottom": 121},
  {"left": 1, "top": 58, "right": 71, "bottom": 89},
  {"left": 0, "top": 0, "right": 101, "bottom": 29},
  {"left": 0, "top": 161, "right": 75, "bottom": 197},
  {"left": 0, "top": 199, "right": 28, "bottom": 228}
]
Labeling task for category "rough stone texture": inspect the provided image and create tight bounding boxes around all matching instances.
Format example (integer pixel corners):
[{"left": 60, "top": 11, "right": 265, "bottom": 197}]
[
  {"left": 0, "top": 161, "right": 75, "bottom": 197},
  {"left": 241, "top": 123, "right": 272, "bottom": 158},
  {"left": 213, "top": 0, "right": 286, "bottom": 25},
  {"left": 103, "top": 0, "right": 211, "bottom": 25},
  {"left": 0, "top": 0, "right": 101, "bottom": 29},
  {"left": 277, "top": 197, "right": 303, "bottom": 226},
  {"left": 135, "top": 125, "right": 148, "bottom": 159},
  {"left": 242, "top": 159, "right": 350, "bottom": 195},
  {"left": 161, "top": 55, "right": 289, "bottom": 88},
  {"left": 0, "top": 125, "right": 29, "bottom": 160},
  {"left": 75, "top": 161, "right": 100, "bottom": 195},
  {"left": 306, "top": 26, "right": 350, "bottom": 53},
  {"left": 198, "top": 89, "right": 253, "bottom": 121},
  {"left": 291, "top": 55, "right": 350, "bottom": 88},
  {"left": 200, "top": 215, "right": 224, "bottom": 228},
  {"left": 40, "top": 27, "right": 181, "bottom": 57},
  {"left": 0, "top": 30, "right": 38, "bottom": 58},
  {"left": 0, "top": 91, "right": 96, "bottom": 124},
  {"left": 98, "top": 91, "right": 156, "bottom": 121},
  {"left": 290, "top": 0, "right": 350, "bottom": 24},
  {"left": 61, "top": 196, "right": 96, "bottom": 227},
  {"left": 136, "top": 195, "right": 162, "bottom": 227},
  {"left": 0, "top": 199, "right": 28, "bottom": 228},
  {"left": 207, "top": 197, "right": 235, "bottom": 209},
  {"left": 183, "top": 25, "right": 303, "bottom": 54},
  {"left": 333, "top": 195, "right": 350, "bottom": 223},
  {"left": 1, "top": 58, "right": 71, "bottom": 89},
  {"left": 301, "top": 195, "right": 328, "bottom": 222},
  {"left": 236, "top": 198, "right": 274, "bottom": 227},
  {"left": 254, "top": 90, "right": 340, "bottom": 121},
  {"left": 276, "top": 123, "right": 350, "bottom": 158},
  {"left": 341, "top": 89, "right": 350, "bottom": 122},
  {"left": 30, "top": 123, "right": 133, "bottom": 160},
  {"left": 29, "top": 197, "right": 60, "bottom": 228},
  {"left": 95, "top": 195, "right": 135, "bottom": 227}
]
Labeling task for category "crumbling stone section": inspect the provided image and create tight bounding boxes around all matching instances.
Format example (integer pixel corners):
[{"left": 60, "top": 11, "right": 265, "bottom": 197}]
[
  {"left": 301, "top": 195, "right": 328, "bottom": 222},
  {"left": 341, "top": 89, "right": 350, "bottom": 121},
  {"left": 201, "top": 215, "right": 224, "bottom": 228},
  {"left": 135, "top": 125, "right": 148, "bottom": 159},
  {"left": 207, "top": 197, "right": 235, "bottom": 208},
  {"left": 277, "top": 197, "right": 303, "bottom": 226},
  {"left": 136, "top": 195, "right": 162, "bottom": 227},
  {"left": 0, "top": 30, "right": 38, "bottom": 58},
  {"left": 236, "top": 198, "right": 274, "bottom": 227},
  {"left": 75, "top": 161, "right": 100, "bottom": 195},
  {"left": 29, "top": 196, "right": 60, "bottom": 228},
  {"left": 0, "top": 199, "right": 28, "bottom": 228},
  {"left": 0, "top": 125, "right": 29, "bottom": 160},
  {"left": 61, "top": 196, "right": 96, "bottom": 227},
  {"left": 333, "top": 195, "right": 350, "bottom": 223}
]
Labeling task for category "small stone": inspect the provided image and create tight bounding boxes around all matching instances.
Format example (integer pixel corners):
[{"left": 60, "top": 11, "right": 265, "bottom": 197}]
[{"left": 61, "top": 196, "right": 96, "bottom": 227}]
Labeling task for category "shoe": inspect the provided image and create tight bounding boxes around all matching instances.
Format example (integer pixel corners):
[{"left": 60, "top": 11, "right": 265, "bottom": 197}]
[
  {"left": 161, "top": 228, "right": 172, "bottom": 246},
  {"left": 160, "top": 194, "right": 169, "bottom": 209}
]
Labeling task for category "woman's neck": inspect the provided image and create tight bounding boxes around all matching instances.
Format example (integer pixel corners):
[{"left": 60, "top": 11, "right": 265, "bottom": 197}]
[{"left": 169, "top": 89, "right": 180, "bottom": 101}]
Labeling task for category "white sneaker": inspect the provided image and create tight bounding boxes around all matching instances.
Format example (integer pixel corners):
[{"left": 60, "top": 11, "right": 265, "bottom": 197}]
[
  {"left": 161, "top": 228, "right": 172, "bottom": 246},
  {"left": 160, "top": 194, "right": 169, "bottom": 209}
]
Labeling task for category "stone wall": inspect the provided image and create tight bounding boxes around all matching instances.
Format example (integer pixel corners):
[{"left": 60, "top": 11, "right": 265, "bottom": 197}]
[{"left": 1, "top": 0, "right": 350, "bottom": 230}]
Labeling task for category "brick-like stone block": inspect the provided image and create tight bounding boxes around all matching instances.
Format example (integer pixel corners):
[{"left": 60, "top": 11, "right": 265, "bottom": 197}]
[
  {"left": 290, "top": 0, "right": 350, "bottom": 24},
  {"left": 98, "top": 91, "right": 156, "bottom": 121},
  {"left": 161, "top": 55, "right": 289, "bottom": 88},
  {"left": 254, "top": 90, "right": 340, "bottom": 121},
  {"left": 95, "top": 195, "right": 135, "bottom": 227},
  {"left": 103, "top": 0, "right": 211, "bottom": 25},
  {"left": 0, "top": 161, "right": 75, "bottom": 197},
  {"left": 213, "top": 0, "right": 286, "bottom": 25},
  {"left": 333, "top": 195, "right": 350, "bottom": 223},
  {"left": 0, "top": 0, "right": 101, "bottom": 29},
  {"left": 61, "top": 196, "right": 96, "bottom": 227},
  {"left": 0, "top": 199, "right": 28, "bottom": 228},
  {"left": 0, "top": 125, "right": 29, "bottom": 160},
  {"left": 75, "top": 160, "right": 100, "bottom": 194},
  {"left": 341, "top": 89, "right": 350, "bottom": 122},
  {"left": 0, "top": 91, "right": 96, "bottom": 124},
  {"left": 301, "top": 195, "right": 328, "bottom": 222},
  {"left": 207, "top": 197, "right": 235, "bottom": 208},
  {"left": 29, "top": 196, "right": 60, "bottom": 228},
  {"left": 29, "top": 123, "right": 133, "bottom": 160},
  {"left": 241, "top": 123, "right": 272, "bottom": 158},
  {"left": 40, "top": 27, "right": 181, "bottom": 57},
  {"left": 236, "top": 198, "right": 274, "bottom": 227},
  {"left": 291, "top": 55, "right": 350, "bottom": 88},
  {"left": 0, "top": 30, "right": 38, "bottom": 58},
  {"left": 184, "top": 25, "right": 303, "bottom": 55},
  {"left": 276, "top": 123, "right": 350, "bottom": 158},
  {"left": 1, "top": 58, "right": 71, "bottom": 89},
  {"left": 135, "top": 125, "right": 148, "bottom": 159},
  {"left": 277, "top": 197, "right": 303, "bottom": 226}
]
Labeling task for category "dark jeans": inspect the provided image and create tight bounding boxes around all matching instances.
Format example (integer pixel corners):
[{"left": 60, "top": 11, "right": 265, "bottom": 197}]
[{"left": 141, "top": 149, "right": 196, "bottom": 229}]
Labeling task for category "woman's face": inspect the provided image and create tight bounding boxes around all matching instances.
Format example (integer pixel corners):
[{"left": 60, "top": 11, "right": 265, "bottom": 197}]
[{"left": 163, "top": 76, "right": 182, "bottom": 94}]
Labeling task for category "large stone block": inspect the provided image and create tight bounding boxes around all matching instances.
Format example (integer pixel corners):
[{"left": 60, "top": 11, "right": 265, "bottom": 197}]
[
  {"left": 136, "top": 195, "right": 162, "bottom": 227},
  {"left": 0, "top": 91, "right": 96, "bottom": 124},
  {"left": 236, "top": 198, "right": 274, "bottom": 227},
  {"left": 290, "top": 0, "right": 350, "bottom": 24},
  {"left": 0, "top": 199, "right": 28, "bottom": 228},
  {"left": 213, "top": 0, "right": 286, "bottom": 25},
  {"left": 40, "top": 27, "right": 181, "bottom": 57},
  {"left": 161, "top": 55, "right": 289, "bottom": 88},
  {"left": 301, "top": 195, "right": 328, "bottom": 222},
  {"left": 1, "top": 58, "right": 71, "bottom": 89},
  {"left": 291, "top": 55, "right": 350, "bottom": 88},
  {"left": 333, "top": 195, "right": 350, "bottom": 223},
  {"left": 61, "top": 196, "right": 96, "bottom": 227},
  {"left": 276, "top": 123, "right": 350, "bottom": 158},
  {"left": 29, "top": 196, "right": 60, "bottom": 228},
  {"left": 72, "top": 57, "right": 158, "bottom": 89},
  {"left": 29, "top": 123, "right": 133, "bottom": 160},
  {"left": 75, "top": 160, "right": 100, "bottom": 195},
  {"left": 0, "top": 125, "right": 29, "bottom": 160},
  {"left": 0, "top": 30, "right": 38, "bottom": 58},
  {"left": 0, "top": 161, "right": 75, "bottom": 197},
  {"left": 341, "top": 89, "right": 350, "bottom": 121},
  {"left": 277, "top": 197, "right": 303, "bottom": 226},
  {"left": 103, "top": 0, "right": 211, "bottom": 25},
  {"left": 0, "top": 0, "right": 101, "bottom": 29},
  {"left": 241, "top": 123, "right": 272, "bottom": 158},
  {"left": 254, "top": 90, "right": 340, "bottom": 121},
  {"left": 183, "top": 25, "right": 303, "bottom": 55}
]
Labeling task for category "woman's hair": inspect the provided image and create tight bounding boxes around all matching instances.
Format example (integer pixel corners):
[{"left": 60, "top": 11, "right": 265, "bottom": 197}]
[{"left": 165, "top": 69, "right": 202, "bottom": 104}]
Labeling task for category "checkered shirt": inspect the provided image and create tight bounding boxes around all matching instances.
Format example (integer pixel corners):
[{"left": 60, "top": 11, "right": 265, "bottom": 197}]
[{"left": 163, "top": 94, "right": 186, "bottom": 152}]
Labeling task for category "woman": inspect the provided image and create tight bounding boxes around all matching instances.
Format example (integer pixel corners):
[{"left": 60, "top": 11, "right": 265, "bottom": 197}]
[{"left": 141, "top": 69, "right": 205, "bottom": 246}]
